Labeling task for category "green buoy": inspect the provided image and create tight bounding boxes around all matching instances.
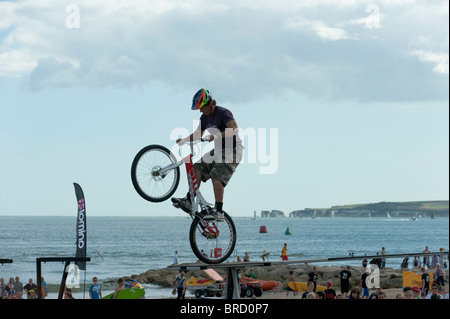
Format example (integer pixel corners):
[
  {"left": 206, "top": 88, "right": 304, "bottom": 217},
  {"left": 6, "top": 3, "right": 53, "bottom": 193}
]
[{"left": 285, "top": 227, "right": 292, "bottom": 235}]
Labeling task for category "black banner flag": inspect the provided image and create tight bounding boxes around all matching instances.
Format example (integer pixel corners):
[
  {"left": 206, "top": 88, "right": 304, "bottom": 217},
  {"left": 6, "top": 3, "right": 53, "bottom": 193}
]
[{"left": 74, "top": 183, "right": 87, "bottom": 271}]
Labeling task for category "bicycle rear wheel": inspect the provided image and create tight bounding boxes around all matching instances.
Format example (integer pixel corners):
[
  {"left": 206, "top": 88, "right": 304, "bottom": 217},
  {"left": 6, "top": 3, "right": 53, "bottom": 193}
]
[
  {"left": 131, "top": 145, "right": 180, "bottom": 202},
  {"left": 189, "top": 211, "right": 237, "bottom": 264}
]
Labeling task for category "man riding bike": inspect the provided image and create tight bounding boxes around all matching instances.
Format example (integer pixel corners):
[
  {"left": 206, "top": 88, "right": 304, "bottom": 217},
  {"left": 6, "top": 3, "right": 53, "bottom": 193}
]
[{"left": 171, "top": 88, "right": 243, "bottom": 221}]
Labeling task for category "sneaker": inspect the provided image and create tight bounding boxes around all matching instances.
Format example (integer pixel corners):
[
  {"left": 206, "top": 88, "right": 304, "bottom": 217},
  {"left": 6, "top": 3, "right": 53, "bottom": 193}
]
[
  {"left": 202, "top": 208, "right": 225, "bottom": 222},
  {"left": 171, "top": 196, "right": 192, "bottom": 213}
]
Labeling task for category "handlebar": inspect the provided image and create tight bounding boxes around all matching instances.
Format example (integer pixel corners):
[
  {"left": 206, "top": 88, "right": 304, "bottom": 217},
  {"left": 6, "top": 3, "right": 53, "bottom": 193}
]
[
  {"left": 177, "top": 138, "right": 208, "bottom": 157},
  {"left": 177, "top": 138, "right": 209, "bottom": 146}
]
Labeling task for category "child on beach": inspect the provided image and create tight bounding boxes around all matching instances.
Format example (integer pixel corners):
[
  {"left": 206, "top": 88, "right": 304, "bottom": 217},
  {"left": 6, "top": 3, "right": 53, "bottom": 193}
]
[{"left": 113, "top": 278, "right": 125, "bottom": 299}]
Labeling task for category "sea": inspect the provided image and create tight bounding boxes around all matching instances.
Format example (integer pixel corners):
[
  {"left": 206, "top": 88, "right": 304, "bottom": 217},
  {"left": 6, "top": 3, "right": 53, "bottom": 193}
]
[{"left": 0, "top": 215, "right": 448, "bottom": 299}]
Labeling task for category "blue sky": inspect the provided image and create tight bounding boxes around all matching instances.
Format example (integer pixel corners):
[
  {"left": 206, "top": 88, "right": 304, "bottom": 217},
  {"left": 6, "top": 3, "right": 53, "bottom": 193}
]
[{"left": 0, "top": 0, "right": 448, "bottom": 217}]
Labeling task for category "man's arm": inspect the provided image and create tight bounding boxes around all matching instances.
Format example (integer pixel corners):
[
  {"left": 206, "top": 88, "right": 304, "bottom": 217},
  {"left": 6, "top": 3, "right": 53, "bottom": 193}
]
[
  {"left": 223, "top": 119, "right": 239, "bottom": 138},
  {"left": 177, "top": 122, "right": 204, "bottom": 145},
  {"left": 200, "top": 119, "right": 239, "bottom": 142}
]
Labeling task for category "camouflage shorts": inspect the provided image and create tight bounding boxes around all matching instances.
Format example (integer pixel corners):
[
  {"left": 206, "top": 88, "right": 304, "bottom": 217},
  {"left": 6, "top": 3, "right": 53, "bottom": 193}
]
[{"left": 193, "top": 147, "right": 243, "bottom": 187}]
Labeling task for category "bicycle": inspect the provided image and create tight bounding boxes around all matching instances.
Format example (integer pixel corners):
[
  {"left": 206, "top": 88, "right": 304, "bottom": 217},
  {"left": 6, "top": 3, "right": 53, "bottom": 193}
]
[{"left": 131, "top": 140, "right": 237, "bottom": 264}]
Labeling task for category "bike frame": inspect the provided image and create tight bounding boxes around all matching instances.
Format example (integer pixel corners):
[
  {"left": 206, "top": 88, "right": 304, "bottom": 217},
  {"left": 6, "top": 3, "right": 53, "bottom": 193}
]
[{"left": 158, "top": 141, "right": 213, "bottom": 217}]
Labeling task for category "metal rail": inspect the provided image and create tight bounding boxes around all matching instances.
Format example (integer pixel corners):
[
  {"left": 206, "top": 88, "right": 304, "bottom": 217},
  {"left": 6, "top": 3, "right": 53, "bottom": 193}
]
[{"left": 167, "top": 251, "right": 449, "bottom": 299}]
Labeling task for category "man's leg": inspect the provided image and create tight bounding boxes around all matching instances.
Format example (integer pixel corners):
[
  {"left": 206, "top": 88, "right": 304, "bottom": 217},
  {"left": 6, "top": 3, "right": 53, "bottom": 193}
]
[
  {"left": 211, "top": 178, "right": 224, "bottom": 212},
  {"left": 211, "top": 178, "right": 224, "bottom": 203},
  {"left": 194, "top": 167, "right": 203, "bottom": 189},
  {"left": 171, "top": 167, "right": 204, "bottom": 212}
]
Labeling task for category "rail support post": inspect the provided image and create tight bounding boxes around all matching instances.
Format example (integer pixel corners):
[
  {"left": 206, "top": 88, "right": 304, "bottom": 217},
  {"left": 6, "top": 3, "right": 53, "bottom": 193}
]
[{"left": 225, "top": 266, "right": 240, "bottom": 299}]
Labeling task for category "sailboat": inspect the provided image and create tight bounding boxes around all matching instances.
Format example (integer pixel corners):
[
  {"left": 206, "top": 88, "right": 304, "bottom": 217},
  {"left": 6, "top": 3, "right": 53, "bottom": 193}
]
[
  {"left": 312, "top": 210, "right": 317, "bottom": 219},
  {"left": 387, "top": 211, "right": 391, "bottom": 219}
]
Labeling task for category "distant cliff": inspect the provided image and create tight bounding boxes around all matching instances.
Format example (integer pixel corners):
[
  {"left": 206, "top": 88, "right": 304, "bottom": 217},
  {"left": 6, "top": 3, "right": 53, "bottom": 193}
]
[
  {"left": 289, "top": 200, "right": 449, "bottom": 218},
  {"left": 261, "top": 210, "right": 285, "bottom": 218}
]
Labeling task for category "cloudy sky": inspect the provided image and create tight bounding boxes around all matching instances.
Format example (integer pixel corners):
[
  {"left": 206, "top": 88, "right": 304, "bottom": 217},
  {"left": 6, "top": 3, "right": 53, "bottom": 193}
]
[{"left": 0, "top": 0, "right": 448, "bottom": 217}]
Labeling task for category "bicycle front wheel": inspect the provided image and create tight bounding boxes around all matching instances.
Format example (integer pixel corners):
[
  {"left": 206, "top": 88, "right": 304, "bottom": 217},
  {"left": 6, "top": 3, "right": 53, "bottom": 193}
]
[
  {"left": 131, "top": 144, "right": 180, "bottom": 202},
  {"left": 189, "top": 211, "right": 237, "bottom": 264}
]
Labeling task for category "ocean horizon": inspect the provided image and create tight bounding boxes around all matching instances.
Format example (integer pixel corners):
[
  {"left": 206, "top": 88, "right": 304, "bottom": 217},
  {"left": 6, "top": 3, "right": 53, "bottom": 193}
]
[{"left": 1, "top": 215, "right": 448, "bottom": 298}]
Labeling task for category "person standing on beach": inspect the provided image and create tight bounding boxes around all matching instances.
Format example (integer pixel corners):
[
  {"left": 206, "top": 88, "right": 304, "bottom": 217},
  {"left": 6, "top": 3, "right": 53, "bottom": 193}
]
[
  {"left": 40, "top": 276, "right": 48, "bottom": 299},
  {"left": 421, "top": 267, "right": 431, "bottom": 297},
  {"left": 286, "top": 270, "right": 297, "bottom": 297},
  {"left": 348, "top": 287, "right": 361, "bottom": 299},
  {"left": 360, "top": 269, "right": 370, "bottom": 299},
  {"left": 281, "top": 243, "right": 288, "bottom": 261},
  {"left": 173, "top": 251, "right": 179, "bottom": 264},
  {"left": 438, "top": 248, "right": 446, "bottom": 267},
  {"left": 362, "top": 259, "right": 368, "bottom": 269},
  {"left": 425, "top": 283, "right": 443, "bottom": 299},
  {"left": 434, "top": 263, "right": 445, "bottom": 291},
  {"left": 0, "top": 278, "right": 5, "bottom": 299},
  {"left": 423, "top": 246, "right": 430, "bottom": 268},
  {"left": 64, "top": 288, "right": 75, "bottom": 299},
  {"left": 23, "top": 278, "right": 37, "bottom": 299},
  {"left": 339, "top": 266, "right": 352, "bottom": 298},
  {"left": 302, "top": 281, "right": 315, "bottom": 299},
  {"left": 381, "top": 247, "right": 387, "bottom": 268},
  {"left": 413, "top": 256, "right": 420, "bottom": 268},
  {"left": 307, "top": 266, "right": 319, "bottom": 292},
  {"left": 89, "top": 277, "right": 102, "bottom": 299},
  {"left": 13, "top": 277, "right": 23, "bottom": 299},
  {"left": 261, "top": 250, "right": 270, "bottom": 262},
  {"left": 174, "top": 271, "right": 187, "bottom": 299},
  {"left": 113, "top": 278, "right": 125, "bottom": 299},
  {"left": 324, "top": 282, "right": 336, "bottom": 299}
]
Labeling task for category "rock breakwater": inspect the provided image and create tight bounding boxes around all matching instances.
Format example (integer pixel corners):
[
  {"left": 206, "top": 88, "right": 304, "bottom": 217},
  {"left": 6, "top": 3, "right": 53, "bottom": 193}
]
[{"left": 111, "top": 264, "right": 447, "bottom": 290}]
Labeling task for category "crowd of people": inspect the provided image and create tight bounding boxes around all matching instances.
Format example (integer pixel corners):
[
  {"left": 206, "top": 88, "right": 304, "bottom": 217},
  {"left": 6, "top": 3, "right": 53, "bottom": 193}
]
[
  {"left": 0, "top": 277, "right": 47, "bottom": 299},
  {"left": 285, "top": 265, "right": 449, "bottom": 299},
  {"left": 0, "top": 275, "right": 103, "bottom": 299},
  {"left": 237, "top": 244, "right": 449, "bottom": 299}
]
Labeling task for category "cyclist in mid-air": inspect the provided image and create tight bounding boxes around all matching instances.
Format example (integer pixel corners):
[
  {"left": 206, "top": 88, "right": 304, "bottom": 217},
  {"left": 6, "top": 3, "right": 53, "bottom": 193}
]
[{"left": 172, "top": 88, "right": 243, "bottom": 221}]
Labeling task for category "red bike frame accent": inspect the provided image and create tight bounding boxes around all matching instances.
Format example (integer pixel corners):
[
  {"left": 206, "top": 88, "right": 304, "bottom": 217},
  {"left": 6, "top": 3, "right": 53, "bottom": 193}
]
[{"left": 184, "top": 154, "right": 199, "bottom": 208}]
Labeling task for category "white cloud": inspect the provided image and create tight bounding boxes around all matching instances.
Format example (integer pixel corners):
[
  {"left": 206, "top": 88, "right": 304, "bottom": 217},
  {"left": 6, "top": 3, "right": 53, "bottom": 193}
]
[
  {"left": 286, "top": 18, "right": 356, "bottom": 41},
  {"left": 409, "top": 50, "right": 449, "bottom": 74},
  {"left": 0, "top": 0, "right": 448, "bottom": 102}
]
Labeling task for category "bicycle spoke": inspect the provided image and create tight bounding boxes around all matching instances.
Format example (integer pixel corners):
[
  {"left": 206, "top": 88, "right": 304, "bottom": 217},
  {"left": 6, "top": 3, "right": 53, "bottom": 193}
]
[
  {"left": 131, "top": 145, "right": 180, "bottom": 202},
  {"left": 190, "top": 212, "right": 236, "bottom": 264}
]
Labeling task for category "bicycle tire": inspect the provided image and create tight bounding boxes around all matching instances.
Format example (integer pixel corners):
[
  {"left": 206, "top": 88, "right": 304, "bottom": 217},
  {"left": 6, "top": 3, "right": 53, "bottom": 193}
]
[
  {"left": 131, "top": 144, "right": 180, "bottom": 202},
  {"left": 189, "top": 211, "right": 237, "bottom": 264}
]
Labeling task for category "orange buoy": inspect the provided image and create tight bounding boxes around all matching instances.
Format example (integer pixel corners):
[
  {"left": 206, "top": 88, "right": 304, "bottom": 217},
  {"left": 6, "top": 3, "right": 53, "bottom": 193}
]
[{"left": 259, "top": 226, "right": 268, "bottom": 233}]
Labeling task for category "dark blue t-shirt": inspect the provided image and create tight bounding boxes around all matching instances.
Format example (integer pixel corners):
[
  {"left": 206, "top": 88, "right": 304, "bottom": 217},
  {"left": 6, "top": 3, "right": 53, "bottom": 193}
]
[{"left": 200, "top": 105, "right": 242, "bottom": 149}]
